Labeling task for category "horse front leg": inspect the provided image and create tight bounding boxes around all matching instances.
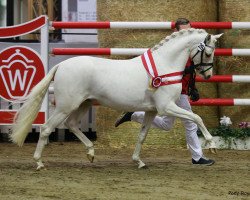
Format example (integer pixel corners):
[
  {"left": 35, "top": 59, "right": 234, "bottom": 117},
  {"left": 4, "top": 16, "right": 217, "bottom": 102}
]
[
  {"left": 161, "top": 103, "right": 217, "bottom": 153},
  {"left": 132, "top": 111, "right": 157, "bottom": 168}
]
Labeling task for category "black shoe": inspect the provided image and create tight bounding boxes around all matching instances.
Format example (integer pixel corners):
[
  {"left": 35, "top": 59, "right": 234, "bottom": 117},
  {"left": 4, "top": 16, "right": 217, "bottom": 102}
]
[
  {"left": 115, "top": 112, "right": 133, "bottom": 127},
  {"left": 192, "top": 157, "right": 215, "bottom": 166}
]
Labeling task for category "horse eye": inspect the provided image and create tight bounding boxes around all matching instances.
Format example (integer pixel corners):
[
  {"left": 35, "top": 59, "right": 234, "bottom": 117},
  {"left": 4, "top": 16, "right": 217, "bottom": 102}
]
[
  {"left": 205, "top": 53, "right": 212, "bottom": 57},
  {"left": 196, "top": 66, "right": 201, "bottom": 70}
]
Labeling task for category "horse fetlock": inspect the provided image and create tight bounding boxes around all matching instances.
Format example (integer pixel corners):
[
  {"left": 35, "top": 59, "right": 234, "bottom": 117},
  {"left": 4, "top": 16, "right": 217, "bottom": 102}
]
[
  {"left": 87, "top": 146, "right": 94, "bottom": 156},
  {"left": 206, "top": 135, "right": 213, "bottom": 141},
  {"left": 132, "top": 155, "right": 146, "bottom": 168},
  {"left": 207, "top": 139, "right": 217, "bottom": 154},
  {"left": 33, "top": 152, "right": 41, "bottom": 161},
  {"left": 132, "top": 154, "right": 139, "bottom": 162}
]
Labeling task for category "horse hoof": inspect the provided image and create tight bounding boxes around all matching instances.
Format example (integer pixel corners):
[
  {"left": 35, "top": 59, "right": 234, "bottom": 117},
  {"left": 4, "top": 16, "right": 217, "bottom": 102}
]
[
  {"left": 87, "top": 147, "right": 94, "bottom": 163},
  {"left": 138, "top": 161, "right": 146, "bottom": 169},
  {"left": 140, "top": 165, "right": 149, "bottom": 169},
  {"left": 36, "top": 160, "right": 45, "bottom": 171},
  {"left": 209, "top": 148, "right": 217, "bottom": 154},
  {"left": 87, "top": 154, "right": 94, "bottom": 163},
  {"left": 36, "top": 165, "right": 45, "bottom": 171}
]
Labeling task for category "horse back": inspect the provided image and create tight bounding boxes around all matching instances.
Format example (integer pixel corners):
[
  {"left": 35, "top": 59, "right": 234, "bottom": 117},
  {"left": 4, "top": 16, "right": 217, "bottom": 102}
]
[{"left": 53, "top": 56, "right": 155, "bottom": 110}]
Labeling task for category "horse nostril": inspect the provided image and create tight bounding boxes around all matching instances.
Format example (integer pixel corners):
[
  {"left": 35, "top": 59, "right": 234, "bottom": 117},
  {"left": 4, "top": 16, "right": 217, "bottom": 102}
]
[{"left": 206, "top": 75, "right": 211, "bottom": 80}]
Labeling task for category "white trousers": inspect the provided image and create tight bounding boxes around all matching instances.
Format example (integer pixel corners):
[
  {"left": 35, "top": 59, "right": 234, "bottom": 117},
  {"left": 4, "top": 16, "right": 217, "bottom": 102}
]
[{"left": 131, "top": 94, "right": 203, "bottom": 161}]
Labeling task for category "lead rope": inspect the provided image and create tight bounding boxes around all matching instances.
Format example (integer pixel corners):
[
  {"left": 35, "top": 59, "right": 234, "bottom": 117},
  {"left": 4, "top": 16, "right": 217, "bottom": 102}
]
[
  {"left": 188, "top": 65, "right": 197, "bottom": 97},
  {"left": 183, "top": 63, "right": 198, "bottom": 100}
]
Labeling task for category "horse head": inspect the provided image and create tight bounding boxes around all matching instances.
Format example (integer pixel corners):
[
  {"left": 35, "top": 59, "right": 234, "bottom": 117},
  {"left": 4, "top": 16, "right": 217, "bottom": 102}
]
[
  {"left": 190, "top": 32, "right": 223, "bottom": 79},
  {"left": 150, "top": 29, "right": 223, "bottom": 80}
]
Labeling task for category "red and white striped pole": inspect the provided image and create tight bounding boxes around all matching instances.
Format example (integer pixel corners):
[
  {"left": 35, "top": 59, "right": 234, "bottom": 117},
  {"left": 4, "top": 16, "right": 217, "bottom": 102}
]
[
  {"left": 195, "top": 75, "right": 250, "bottom": 83},
  {"left": 51, "top": 48, "right": 250, "bottom": 56},
  {"left": 190, "top": 99, "right": 250, "bottom": 106},
  {"left": 51, "top": 21, "right": 250, "bottom": 29}
]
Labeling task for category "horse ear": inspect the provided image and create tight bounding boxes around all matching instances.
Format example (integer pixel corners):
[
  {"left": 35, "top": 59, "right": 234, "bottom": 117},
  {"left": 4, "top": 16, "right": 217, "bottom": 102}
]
[
  {"left": 214, "top": 33, "right": 224, "bottom": 39},
  {"left": 205, "top": 34, "right": 211, "bottom": 44}
]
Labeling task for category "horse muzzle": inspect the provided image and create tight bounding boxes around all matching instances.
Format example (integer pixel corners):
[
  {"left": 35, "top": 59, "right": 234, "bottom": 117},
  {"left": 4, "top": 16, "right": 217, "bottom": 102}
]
[{"left": 204, "top": 74, "right": 211, "bottom": 80}]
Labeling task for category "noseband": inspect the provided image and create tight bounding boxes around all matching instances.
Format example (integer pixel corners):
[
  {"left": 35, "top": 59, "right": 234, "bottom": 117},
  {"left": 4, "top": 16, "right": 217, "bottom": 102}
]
[{"left": 191, "top": 34, "right": 214, "bottom": 75}]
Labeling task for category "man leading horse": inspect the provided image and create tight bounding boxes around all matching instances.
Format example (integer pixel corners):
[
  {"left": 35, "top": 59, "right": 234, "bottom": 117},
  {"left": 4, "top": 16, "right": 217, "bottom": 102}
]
[{"left": 115, "top": 18, "right": 215, "bottom": 166}]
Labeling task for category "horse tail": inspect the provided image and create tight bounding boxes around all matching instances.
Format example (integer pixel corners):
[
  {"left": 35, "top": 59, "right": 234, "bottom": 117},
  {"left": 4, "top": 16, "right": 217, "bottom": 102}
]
[{"left": 10, "top": 64, "right": 60, "bottom": 146}]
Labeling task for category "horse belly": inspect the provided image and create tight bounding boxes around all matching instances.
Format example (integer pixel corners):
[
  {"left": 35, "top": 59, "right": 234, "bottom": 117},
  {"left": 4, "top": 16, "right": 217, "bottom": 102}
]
[
  {"left": 94, "top": 90, "right": 156, "bottom": 112},
  {"left": 87, "top": 60, "right": 154, "bottom": 111}
]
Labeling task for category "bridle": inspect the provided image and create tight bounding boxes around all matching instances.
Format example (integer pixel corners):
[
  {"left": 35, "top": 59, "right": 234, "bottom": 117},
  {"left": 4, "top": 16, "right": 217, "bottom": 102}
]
[
  {"left": 191, "top": 34, "right": 215, "bottom": 75},
  {"left": 183, "top": 34, "right": 215, "bottom": 94}
]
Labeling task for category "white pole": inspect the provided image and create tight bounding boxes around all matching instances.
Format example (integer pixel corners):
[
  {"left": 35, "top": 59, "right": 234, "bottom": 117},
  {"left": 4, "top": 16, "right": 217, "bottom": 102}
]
[
  {"left": 110, "top": 22, "right": 172, "bottom": 29},
  {"left": 232, "top": 22, "right": 250, "bottom": 29},
  {"left": 234, "top": 99, "right": 250, "bottom": 105},
  {"left": 232, "top": 49, "right": 250, "bottom": 56},
  {"left": 232, "top": 75, "right": 250, "bottom": 82},
  {"left": 40, "top": 16, "right": 49, "bottom": 122}
]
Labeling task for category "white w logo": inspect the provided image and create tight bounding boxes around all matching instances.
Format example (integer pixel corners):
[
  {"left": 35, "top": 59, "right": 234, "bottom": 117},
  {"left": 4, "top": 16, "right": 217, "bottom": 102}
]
[
  {"left": 8, "top": 70, "right": 28, "bottom": 91},
  {"left": 0, "top": 60, "right": 36, "bottom": 100}
]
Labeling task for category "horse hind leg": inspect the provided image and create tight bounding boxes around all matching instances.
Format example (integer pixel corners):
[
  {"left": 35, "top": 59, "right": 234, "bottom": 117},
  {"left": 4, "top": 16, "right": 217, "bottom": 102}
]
[
  {"left": 132, "top": 111, "right": 157, "bottom": 168},
  {"left": 64, "top": 100, "right": 95, "bottom": 163},
  {"left": 33, "top": 109, "right": 70, "bottom": 170}
]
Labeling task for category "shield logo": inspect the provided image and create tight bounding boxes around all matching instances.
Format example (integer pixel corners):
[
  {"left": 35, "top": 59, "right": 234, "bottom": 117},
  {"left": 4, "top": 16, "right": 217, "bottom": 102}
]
[{"left": 0, "top": 46, "right": 45, "bottom": 102}]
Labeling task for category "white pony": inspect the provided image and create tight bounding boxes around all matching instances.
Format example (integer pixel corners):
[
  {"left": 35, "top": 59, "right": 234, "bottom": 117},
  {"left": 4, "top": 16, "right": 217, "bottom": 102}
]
[{"left": 10, "top": 28, "right": 222, "bottom": 169}]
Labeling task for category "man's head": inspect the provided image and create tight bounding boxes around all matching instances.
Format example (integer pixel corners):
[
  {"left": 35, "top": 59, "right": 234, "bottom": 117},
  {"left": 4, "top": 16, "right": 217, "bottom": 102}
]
[{"left": 175, "top": 18, "right": 191, "bottom": 31}]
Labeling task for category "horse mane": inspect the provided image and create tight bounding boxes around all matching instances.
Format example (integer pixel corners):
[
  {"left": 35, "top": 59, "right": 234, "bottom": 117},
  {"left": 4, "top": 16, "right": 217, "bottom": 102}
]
[{"left": 151, "top": 28, "right": 207, "bottom": 51}]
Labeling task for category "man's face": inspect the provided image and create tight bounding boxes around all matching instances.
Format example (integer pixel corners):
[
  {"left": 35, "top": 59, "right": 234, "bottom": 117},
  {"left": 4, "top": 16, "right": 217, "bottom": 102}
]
[{"left": 179, "top": 23, "right": 191, "bottom": 30}]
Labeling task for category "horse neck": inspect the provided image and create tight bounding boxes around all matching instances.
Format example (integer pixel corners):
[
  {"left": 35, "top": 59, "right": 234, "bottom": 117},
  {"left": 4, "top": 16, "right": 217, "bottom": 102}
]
[{"left": 151, "top": 32, "right": 204, "bottom": 74}]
